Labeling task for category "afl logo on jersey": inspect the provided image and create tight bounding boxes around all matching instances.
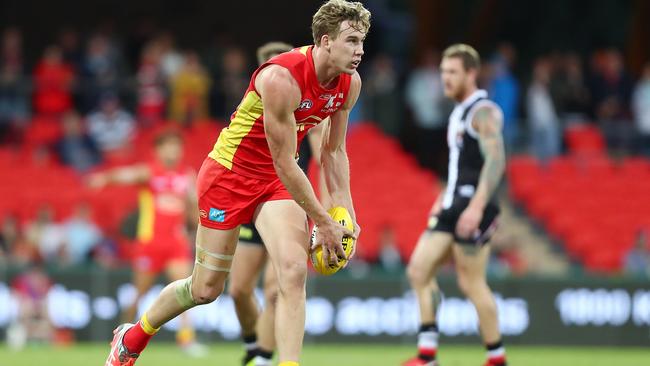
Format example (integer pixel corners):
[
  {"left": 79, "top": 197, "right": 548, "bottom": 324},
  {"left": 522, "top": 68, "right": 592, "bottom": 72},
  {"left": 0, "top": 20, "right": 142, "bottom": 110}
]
[{"left": 298, "top": 99, "right": 313, "bottom": 111}]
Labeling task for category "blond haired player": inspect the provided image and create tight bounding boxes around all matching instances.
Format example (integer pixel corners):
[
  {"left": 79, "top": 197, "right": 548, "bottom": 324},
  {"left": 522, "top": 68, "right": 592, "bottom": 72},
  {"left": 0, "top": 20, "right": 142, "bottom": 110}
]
[
  {"left": 403, "top": 44, "right": 507, "bottom": 366},
  {"left": 230, "top": 41, "right": 330, "bottom": 366},
  {"left": 104, "top": 1, "right": 369, "bottom": 365}
]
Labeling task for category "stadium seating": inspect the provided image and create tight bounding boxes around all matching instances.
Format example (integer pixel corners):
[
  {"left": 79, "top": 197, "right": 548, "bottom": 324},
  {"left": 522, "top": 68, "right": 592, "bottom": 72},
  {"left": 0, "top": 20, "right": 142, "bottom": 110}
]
[
  {"left": 0, "top": 119, "right": 440, "bottom": 263},
  {"left": 508, "top": 152, "right": 650, "bottom": 273}
]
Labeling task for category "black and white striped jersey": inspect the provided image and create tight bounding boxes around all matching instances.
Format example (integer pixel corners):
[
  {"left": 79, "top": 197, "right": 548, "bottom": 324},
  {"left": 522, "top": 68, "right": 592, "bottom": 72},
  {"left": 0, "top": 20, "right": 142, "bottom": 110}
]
[{"left": 441, "top": 89, "right": 503, "bottom": 210}]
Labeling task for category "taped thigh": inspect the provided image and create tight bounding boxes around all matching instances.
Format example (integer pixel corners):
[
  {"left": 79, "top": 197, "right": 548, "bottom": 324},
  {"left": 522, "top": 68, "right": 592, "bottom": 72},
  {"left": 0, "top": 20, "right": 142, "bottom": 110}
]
[{"left": 195, "top": 244, "right": 234, "bottom": 273}]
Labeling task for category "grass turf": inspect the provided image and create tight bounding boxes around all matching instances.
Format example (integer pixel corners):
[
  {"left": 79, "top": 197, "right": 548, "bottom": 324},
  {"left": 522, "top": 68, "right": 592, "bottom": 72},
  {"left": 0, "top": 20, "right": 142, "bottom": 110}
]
[{"left": 1, "top": 343, "right": 649, "bottom": 366}]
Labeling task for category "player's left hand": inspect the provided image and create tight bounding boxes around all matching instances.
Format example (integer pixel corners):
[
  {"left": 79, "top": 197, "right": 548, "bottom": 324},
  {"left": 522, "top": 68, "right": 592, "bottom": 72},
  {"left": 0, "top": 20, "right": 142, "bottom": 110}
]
[{"left": 456, "top": 205, "right": 483, "bottom": 240}]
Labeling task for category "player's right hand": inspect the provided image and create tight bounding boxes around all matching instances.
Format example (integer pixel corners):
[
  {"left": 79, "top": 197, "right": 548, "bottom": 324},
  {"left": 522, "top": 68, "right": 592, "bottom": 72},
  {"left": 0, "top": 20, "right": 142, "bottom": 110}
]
[{"left": 314, "top": 218, "right": 355, "bottom": 266}]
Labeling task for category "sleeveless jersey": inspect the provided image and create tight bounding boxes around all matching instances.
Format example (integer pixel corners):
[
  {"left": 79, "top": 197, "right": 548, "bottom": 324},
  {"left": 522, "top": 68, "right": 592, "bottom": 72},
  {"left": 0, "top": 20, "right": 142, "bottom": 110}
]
[
  {"left": 442, "top": 89, "right": 504, "bottom": 210},
  {"left": 208, "top": 45, "right": 352, "bottom": 180},
  {"left": 137, "top": 161, "right": 192, "bottom": 243}
]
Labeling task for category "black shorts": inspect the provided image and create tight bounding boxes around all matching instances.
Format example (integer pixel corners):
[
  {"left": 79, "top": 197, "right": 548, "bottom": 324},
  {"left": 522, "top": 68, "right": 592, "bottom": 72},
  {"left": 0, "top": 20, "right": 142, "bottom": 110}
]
[
  {"left": 297, "top": 133, "right": 312, "bottom": 173},
  {"left": 427, "top": 196, "right": 499, "bottom": 245},
  {"left": 239, "top": 223, "right": 263, "bottom": 245}
]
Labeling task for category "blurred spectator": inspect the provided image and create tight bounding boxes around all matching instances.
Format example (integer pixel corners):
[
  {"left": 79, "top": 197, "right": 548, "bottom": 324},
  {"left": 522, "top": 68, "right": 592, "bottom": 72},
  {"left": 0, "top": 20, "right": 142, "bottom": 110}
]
[
  {"left": 1, "top": 27, "right": 22, "bottom": 69},
  {"left": 488, "top": 43, "right": 520, "bottom": 150},
  {"left": 588, "top": 49, "right": 634, "bottom": 154},
  {"left": 218, "top": 47, "right": 249, "bottom": 119},
  {"left": 55, "top": 111, "right": 102, "bottom": 172},
  {"left": 378, "top": 225, "right": 402, "bottom": 272},
  {"left": 62, "top": 203, "right": 102, "bottom": 265},
  {"left": 81, "top": 34, "right": 122, "bottom": 111},
  {"left": 550, "top": 52, "right": 591, "bottom": 123},
  {"left": 87, "top": 92, "right": 135, "bottom": 152},
  {"left": 25, "top": 205, "right": 65, "bottom": 265},
  {"left": 7, "top": 265, "right": 54, "bottom": 348},
  {"left": 92, "top": 237, "right": 121, "bottom": 269},
  {"left": 136, "top": 41, "right": 166, "bottom": 125},
  {"left": 158, "top": 32, "right": 183, "bottom": 80},
  {"left": 0, "top": 60, "right": 29, "bottom": 144},
  {"left": 624, "top": 229, "right": 650, "bottom": 277},
  {"left": 169, "top": 51, "right": 211, "bottom": 125},
  {"left": 404, "top": 48, "right": 448, "bottom": 174},
  {"left": 0, "top": 215, "right": 15, "bottom": 261},
  {"left": 32, "top": 45, "right": 74, "bottom": 116},
  {"left": 0, "top": 214, "right": 37, "bottom": 265},
  {"left": 365, "top": 53, "right": 401, "bottom": 136},
  {"left": 631, "top": 63, "right": 650, "bottom": 156},
  {"left": 0, "top": 28, "right": 29, "bottom": 144},
  {"left": 57, "top": 28, "right": 83, "bottom": 70},
  {"left": 526, "top": 57, "right": 560, "bottom": 161}
]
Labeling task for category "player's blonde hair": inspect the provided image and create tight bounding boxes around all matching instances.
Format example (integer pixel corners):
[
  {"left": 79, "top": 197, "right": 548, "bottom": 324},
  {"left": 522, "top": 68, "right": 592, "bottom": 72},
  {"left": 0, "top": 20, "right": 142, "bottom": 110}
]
[
  {"left": 443, "top": 43, "right": 481, "bottom": 71},
  {"left": 256, "top": 41, "right": 294, "bottom": 66},
  {"left": 312, "top": 0, "right": 371, "bottom": 46}
]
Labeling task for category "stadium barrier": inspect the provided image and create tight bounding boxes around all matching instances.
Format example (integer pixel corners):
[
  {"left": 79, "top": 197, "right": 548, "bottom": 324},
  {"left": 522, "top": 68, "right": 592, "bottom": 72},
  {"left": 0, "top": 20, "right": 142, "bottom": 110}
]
[{"left": 1, "top": 267, "right": 649, "bottom": 345}]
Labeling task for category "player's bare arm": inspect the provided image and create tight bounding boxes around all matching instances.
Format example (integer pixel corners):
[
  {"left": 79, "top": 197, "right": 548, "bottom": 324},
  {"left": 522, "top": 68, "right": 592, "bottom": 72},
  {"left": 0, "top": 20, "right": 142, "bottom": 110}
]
[
  {"left": 472, "top": 106, "right": 506, "bottom": 208},
  {"left": 87, "top": 164, "right": 151, "bottom": 188},
  {"left": 321, "top": 71, "right": 362, "bottom": 240},
  {"left": 257, "top": 65, "right": 351, "bottom": 262},
  {"left": 456, "top": 105, "right": 505, "bottom": 240},
  {"left": 307, "top": 121, "right": 332, "bottom": 208}
]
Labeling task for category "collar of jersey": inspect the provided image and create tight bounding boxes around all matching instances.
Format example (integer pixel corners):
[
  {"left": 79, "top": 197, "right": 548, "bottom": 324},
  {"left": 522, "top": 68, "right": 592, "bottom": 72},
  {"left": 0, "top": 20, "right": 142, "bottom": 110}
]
[{"left": 458, "top": 89, "right": 488, "bottom": 108}]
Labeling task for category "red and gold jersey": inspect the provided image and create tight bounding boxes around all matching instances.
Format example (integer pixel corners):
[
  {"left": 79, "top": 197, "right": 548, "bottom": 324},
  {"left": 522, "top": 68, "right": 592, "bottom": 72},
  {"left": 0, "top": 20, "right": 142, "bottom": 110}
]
[
  {"left": 208, "top": 45, "right": 352, "bottom": 180},
  {"left": 137, "top": 161, "right": 193, "bottom": 243}
]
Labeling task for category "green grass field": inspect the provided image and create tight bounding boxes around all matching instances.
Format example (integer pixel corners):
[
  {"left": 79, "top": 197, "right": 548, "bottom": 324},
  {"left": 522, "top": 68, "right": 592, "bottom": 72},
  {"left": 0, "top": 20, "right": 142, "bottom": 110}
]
[{"left": 1, "top": 343, "right": 648, "bottom": 366}]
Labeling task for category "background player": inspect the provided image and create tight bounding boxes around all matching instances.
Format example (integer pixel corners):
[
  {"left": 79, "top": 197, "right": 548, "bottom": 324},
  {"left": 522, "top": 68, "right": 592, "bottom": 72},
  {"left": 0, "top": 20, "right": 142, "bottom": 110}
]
[
  {"left": 403, "top": 44, "right": 507, "bottom": 366},
  {"left": 104, "top": 1, "right": 369, "bottom": 365},
  {"left": 89, "top": 130, "right": 205, "bottom": 356}
]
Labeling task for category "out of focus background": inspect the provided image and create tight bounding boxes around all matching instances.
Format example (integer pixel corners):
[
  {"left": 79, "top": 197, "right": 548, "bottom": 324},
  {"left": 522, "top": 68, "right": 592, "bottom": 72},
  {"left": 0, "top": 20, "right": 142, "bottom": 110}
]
[{"left": 0, "top": 0, "right": 649, "bottom": 364}]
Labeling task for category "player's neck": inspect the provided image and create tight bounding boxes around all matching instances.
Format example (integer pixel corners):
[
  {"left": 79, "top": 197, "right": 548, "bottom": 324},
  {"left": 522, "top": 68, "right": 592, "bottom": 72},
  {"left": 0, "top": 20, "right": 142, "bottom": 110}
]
[
  {"left": 457, "top": 85, "right": 478, "bottom": 103},
  {"left": 311, "top": 46, "right": 339, "bottom": 88}
]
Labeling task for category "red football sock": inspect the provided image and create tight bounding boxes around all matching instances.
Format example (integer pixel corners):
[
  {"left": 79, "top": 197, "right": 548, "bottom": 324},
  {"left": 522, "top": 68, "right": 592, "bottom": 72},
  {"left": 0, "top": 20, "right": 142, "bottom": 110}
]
[{"left": 123, "top": 321, "right": 155, "bottom": 354}]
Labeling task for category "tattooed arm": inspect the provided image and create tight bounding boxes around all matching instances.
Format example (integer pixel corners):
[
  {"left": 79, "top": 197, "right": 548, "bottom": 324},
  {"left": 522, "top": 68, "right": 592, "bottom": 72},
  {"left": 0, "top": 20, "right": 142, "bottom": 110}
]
[
  {"left": 455, "top": 105, "right": 505, "bottom": 239},
  {"left": 470, "top": 106, "right": 506, "bottom": 210}
]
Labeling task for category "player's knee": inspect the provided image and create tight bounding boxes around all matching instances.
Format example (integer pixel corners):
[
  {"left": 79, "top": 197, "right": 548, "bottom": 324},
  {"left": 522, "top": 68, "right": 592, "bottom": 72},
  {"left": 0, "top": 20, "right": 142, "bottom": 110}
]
[
  {"left": 228, "top": 283, "right": 252, "bottom": 303},
  {"left": 191, "top": 280, "right": 225, "bottom": 305},
  {"left": 406, "top": 262, "right": 428, "bottom": 288},
  {"left": 276, "top": 260, "right": 307, "bottom": 295}
]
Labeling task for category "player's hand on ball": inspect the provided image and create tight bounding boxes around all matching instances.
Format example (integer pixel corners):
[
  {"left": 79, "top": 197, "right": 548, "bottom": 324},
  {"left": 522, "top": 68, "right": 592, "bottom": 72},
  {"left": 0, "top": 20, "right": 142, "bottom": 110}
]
[
  {"left": 310, "top": 207, "right": 357, "bottom": 275},
  {"left": 348, "top": 221, "right": 361, "bottom": 260},
  {"left": 315, "top": 218, "right": 353, "bottom": 266},
  {"left": 456, "top": 205, "right": 483, "bottom": 240}
]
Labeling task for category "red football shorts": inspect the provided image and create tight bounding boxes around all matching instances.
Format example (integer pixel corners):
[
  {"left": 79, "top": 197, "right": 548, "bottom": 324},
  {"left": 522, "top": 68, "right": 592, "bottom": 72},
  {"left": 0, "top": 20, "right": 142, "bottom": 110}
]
[
  {"left": 132, "top": 236, "right": 191, "bottom": 274},
  {"left": 196, "top": 157, "right": 292, "bottom": 230}
]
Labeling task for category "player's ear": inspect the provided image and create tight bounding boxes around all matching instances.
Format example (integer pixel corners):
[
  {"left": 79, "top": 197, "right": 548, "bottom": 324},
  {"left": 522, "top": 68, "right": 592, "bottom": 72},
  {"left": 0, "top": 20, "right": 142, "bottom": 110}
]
[{"left": 321, "top": 34, "right": 330, "bottom": 51}]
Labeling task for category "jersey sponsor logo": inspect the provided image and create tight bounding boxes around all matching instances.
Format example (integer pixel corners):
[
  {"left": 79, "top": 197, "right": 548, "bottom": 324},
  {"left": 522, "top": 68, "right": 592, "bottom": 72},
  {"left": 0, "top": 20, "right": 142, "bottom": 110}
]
[
  {"left": 208, "top": 208, "right": 226, "bottom": 223},
  {"left": 298, "top": 99, "right": 313, "bottom": 111},
  {"left": 320, "top": 92, "right": 344, "bottom": 113}
]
